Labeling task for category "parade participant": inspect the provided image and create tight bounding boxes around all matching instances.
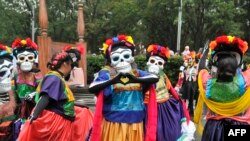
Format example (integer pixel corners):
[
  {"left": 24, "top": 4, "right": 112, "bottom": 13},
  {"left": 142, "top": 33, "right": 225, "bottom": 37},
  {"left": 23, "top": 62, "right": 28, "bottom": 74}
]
[
  {"left": 63, "top": 44, "right": 85, "bottom": 87},
  {"left": 11, "top": 38, "right": 43, "bottom": 119},
  {"left": 194, "top": 35, "right": 250, "bottom": 141},
  {"left": 89, "top": 34, "right": 159, "bottom": 141},
  {"left": 0, "top": 44, "right": 15, "bottom": 140},
  {"left": 18, "top": 50, "right": 93, "bottom": 141},
  {"left": 145, "top": 44, "right": 195, "bottom": 141},
  {"left": 182, "top": 46, "right": 191, "bottom": 56},
  {"left": 179, "top": 51, "right": 198, "bottom": 116}
]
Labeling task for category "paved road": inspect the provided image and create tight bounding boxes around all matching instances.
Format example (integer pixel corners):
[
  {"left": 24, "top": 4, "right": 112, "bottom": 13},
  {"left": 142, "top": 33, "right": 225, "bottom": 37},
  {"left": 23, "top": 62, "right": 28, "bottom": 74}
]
[{"left": 74, "top": 92, "right": 96, "bottom": 112}]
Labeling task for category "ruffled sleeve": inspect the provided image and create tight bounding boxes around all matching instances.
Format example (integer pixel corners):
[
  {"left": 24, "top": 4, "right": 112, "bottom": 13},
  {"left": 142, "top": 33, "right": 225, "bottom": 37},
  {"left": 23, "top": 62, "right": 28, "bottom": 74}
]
[{"left": 40, "top": 75, "right": 66, "bottom": 101}]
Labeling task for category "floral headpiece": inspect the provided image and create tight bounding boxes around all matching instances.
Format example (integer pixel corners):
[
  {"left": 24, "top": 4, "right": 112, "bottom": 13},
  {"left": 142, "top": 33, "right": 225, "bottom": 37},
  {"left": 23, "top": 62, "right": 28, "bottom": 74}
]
[
  {"left": 63, "top": 44, "right": 84, "bottom": 55},
  {"left": 183, "top": 51, "right": 196, "bottom": 61},
  {"left": 209, "top": 35, "right": 248, "bottom": 54},
  {"left": 12, "top": 38, "right": 38, "bottom": 50},
  {"left": 147, "top": 44, "right": 170, "bottom": 60},
  {"left": 0, "top": 44, "right": 12, "bottom": 54},
  {"left": 102, "top": 34, "right": 135, "bottom": 55},
  {"left": 0, "top": 44, "right": 13, "bottom": 60}
]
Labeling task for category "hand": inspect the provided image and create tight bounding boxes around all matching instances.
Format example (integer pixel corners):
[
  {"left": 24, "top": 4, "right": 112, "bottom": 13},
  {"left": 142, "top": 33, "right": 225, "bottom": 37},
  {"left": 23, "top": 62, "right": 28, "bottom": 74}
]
[
  {"left": 124, "top": 73, "right": 139, "bottom": 83},
  {"left": 181, "top": 120, "right": 196, "bottom": 141},
  {"left": 24, "top": 92, "right": 36, "bottom": 101},
  {"left": 111, "top": 73, "right": 124, "bottom": 84}
]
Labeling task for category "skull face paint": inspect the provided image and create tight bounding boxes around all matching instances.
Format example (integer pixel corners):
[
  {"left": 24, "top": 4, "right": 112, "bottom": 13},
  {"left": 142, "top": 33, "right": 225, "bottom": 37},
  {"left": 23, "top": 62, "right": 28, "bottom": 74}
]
[
  {"left": 147, "top": 56, "right": 165, "bottom": 75},
  {"left": 0, "top": 59, "right": 13, "bottom": 93},
  {"left": 110, "top": 48, "right": 134, "bottom": 73},
  {"left": 17, "top": 51, "right": 35, "bottom": 72}
]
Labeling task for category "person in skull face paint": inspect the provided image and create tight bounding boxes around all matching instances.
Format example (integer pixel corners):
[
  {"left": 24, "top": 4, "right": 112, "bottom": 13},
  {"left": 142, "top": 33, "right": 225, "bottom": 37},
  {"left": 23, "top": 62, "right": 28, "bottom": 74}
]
[
  {"left": 11, "top": 38, "right": 43, "bottom": 119},
  {"left": 18, "top": 50, "right": 93, "bottom": 141},
  {"left": 194, "top": 35, "right": 250, "bottom": 141},
  {"left": 0, "top": 44, "right": 16, "bottom": 140},
  {"left": 144, "top": 44, "right": 195, "bottom": 141},
  {"left": 88, "top": 34, "right": 159, "bottom": 141},
  {"left": 178, "top": 51, "right": 198, "bottom": 116}
]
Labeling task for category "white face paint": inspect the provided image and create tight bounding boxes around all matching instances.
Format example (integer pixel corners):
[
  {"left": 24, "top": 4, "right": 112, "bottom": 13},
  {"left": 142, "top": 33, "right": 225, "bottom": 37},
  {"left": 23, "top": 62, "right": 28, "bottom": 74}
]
[
  {"left": 17, "top": 51, "right": 35, "bottom": 72},
  {"left": 0, "top": 59, "right": 13, "bottom": 93},
  {"left": 110, "top": 48, "right": 134, "bottom": 73},
  {"left": 147, "top": 56, "right": 165, "bottom": 75}
]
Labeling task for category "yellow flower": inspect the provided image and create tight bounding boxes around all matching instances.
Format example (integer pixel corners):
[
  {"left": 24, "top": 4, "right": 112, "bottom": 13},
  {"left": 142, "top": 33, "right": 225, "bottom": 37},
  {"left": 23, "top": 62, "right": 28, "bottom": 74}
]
[
  {"left": 227, "top": 36, "right": 235, "bottom": 43},
  {"left": 21, "top": 40, "right": 27, "bottom": 45},
  {"left": 102, "top": 43, "right": 109, "bottom": 54},
  {"left": 126, "top": 36, "right": 134, "bottom": 45},
  {"left": 6, "top": 47, "right": 12, "bottom": 53}
]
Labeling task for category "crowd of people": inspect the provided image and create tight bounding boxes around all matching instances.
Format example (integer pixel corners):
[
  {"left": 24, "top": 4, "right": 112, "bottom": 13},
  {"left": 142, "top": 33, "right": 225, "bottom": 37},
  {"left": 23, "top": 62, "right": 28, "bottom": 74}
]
[{"left": 0, "top": 34, "right": 249, "bottom": 141}]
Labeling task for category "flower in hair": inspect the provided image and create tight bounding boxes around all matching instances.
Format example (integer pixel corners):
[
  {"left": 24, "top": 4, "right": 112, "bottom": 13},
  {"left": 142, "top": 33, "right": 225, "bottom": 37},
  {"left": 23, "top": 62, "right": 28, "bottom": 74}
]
[
  {"left": 147, "top": 44, "right": 170, "bottom": 59},
  {"left": 0, "top": 44, "right": 12, "bottom": 55},
  {"left": 12, "top": 38, "right": 38, "bottom": 50},
  {"left": 102, "top": 34, "right": 135, "bottom": 55},
  {"left": 209, "top": 35, "right": 248, "bottom": 54},
  {"left": 183, "top": 51, "right": 196, "bottom": 61},
  {"left": 63, "top": 44, "right": 84, "bottom": 55}
]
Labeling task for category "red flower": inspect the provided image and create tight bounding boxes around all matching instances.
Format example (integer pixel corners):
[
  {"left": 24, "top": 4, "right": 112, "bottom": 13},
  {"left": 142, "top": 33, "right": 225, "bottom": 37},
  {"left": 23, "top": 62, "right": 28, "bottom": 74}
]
[
  {"left": 0, "top": 44, "right": 6, "bottom": 50},
  {"left": 147, "top": 44, "right": 170, "bottom": 59},
  {"left": 77, "top": 44, "right": 84, "bottom": 55},
  {"left": 216, "top": 35, "right": 230, "bottom": 44},
  {"left": 63, "top": 45, "right": 72, "bottom": 51},
  {"left": 105, "top": 39, "right": 113, "bottom": 46},
  {"left": 11, "top": 37, "right": 38, "bottom": 50},
  {"left": 12, "top": 38, "right": 21, "bottom": 48},
  {"left": 118, "top": 34, "right": 126, "bottom": 41}
]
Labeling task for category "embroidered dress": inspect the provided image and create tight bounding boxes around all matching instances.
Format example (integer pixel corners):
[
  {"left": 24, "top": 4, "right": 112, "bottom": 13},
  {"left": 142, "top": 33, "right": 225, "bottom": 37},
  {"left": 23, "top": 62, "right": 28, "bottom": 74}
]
[
  {"left": 194, "top": 69, "right": 250, "bottom": 141},
  {"left": 0, "top": 91, "right": 16, "bottom": 140},
  {"left": 91, "top": 66, "right": 152, "bottom": 141},
  {"left": 144, "top": 71, "right": 185, "bottom": 141},
  {"left": 12, "top": 71, "right": 43, "bottom": 118},
  {"left": 18, "top": 71, "right": 93, "bottom": 141}
]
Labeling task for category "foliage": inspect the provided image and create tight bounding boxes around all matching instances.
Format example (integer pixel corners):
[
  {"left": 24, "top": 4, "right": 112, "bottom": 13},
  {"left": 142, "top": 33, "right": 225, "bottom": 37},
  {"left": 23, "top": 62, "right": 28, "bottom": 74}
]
[
  {"left": 86, "top": 55, "right": 183, "bottom": 85},
  {"left": 0, "top": 0, "right": 250, "bottom": 59}
]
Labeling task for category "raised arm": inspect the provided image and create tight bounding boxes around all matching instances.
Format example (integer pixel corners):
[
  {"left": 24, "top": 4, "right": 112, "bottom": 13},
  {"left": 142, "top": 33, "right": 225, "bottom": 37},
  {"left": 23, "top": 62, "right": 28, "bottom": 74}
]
[
  {"left": 198, "top": 42, "right": 210, "bottom": 72},
  {"left": 89, "top": 72, "right": 122, "bottom": 94}
]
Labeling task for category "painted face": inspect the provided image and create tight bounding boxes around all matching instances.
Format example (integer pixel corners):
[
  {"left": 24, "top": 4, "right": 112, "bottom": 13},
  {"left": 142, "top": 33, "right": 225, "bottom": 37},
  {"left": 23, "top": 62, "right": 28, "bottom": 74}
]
[
  {"left": 110, "top": 48, "right": 134, "bottom": 73},
  {"left": 17, "top": 51, "right": 35, "bottom": 72},
  {"left": 0, "top": 59, "right": 13, "bottom": 93},
  {"left": 147, "top": 56, "right": 165, "bottom": 74},
  {"left": 188, "top": 57, "right": 193, "bottom": 66}
]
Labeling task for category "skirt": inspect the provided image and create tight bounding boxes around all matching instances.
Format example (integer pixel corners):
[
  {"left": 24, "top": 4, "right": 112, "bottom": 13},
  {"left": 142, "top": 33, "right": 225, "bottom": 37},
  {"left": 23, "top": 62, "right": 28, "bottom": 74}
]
[
  {"left": 18, "top": 106, "right": 93, "bottom": 141},
  {"left": 101, "top": 119, "right": 144, "bottom": 141},
  {"left": 202, "top": 118, "right": 249, "bottom": 141},
  {"left": 145, "top": 98, "right": 184, "bottom": 141}
]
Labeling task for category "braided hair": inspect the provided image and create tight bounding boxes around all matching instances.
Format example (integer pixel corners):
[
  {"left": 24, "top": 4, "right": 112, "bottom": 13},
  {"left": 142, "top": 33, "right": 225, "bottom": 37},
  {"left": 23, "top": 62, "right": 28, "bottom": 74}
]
[{"left": 47, "top": 51, "right": 72, "bottom": 71}]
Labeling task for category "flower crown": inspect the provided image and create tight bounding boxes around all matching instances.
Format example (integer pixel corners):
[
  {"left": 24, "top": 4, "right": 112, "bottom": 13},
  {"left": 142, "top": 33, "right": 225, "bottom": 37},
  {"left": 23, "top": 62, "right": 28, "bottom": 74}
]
[
  {"left": 147, "top": 44, "right": 170, "bottom": 59},
  {"left": 209, "top": 35, "right": 248, "bottom": 54},
  {"left": 12, "top": 38, "right": 38, "bottom": 50},
  {"left": 102, "top": 34, "right": 135, "bottom": 55},
  {"left": 0, "top": 44, "right": 12, "bottom": 54},
  {"left": 183, "top": 51, "right": 196, "bottom": 61},
  {"left": 63, "top": 44, "right": 84, "bottom": 55}
]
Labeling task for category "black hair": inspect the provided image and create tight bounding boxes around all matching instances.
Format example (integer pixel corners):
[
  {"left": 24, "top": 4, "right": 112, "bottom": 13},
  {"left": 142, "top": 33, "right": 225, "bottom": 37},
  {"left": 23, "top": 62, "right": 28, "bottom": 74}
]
[
  {"left": 212, "top": 43, "right": 243, "bottom": 65},
  {"left": 13, "top": 48, "right": 37, "bottom": 59},
  {"left": 47, "top": 52, "right": 72, "bottom": 70},
  {"left": 65, "top": 49, "right": 81, "bottom": 67},
  {"left": 216, "top": 54, "right": 238, "bottom": 81}
]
